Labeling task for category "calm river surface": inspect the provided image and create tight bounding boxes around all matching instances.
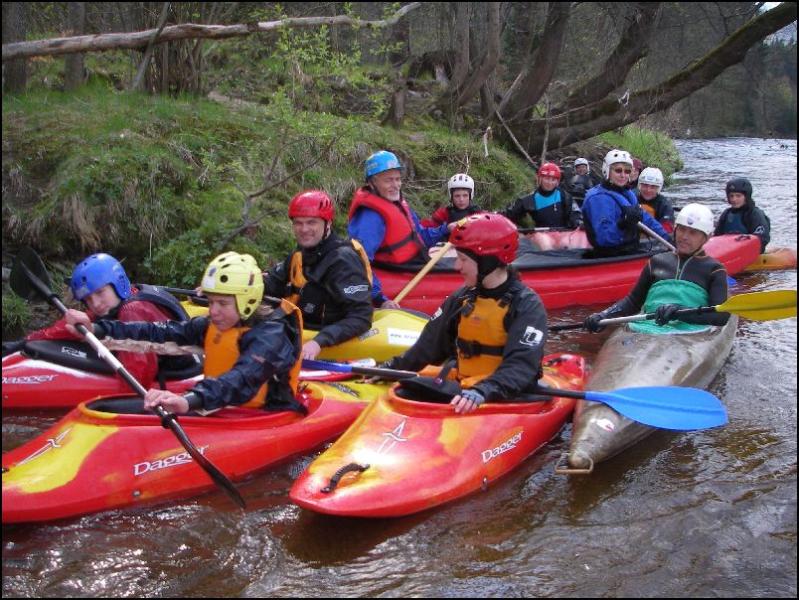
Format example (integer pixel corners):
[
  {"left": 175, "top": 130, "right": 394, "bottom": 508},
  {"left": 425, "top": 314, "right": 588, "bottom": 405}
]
[{"left": 2, "top": 138, "right": 796, "bottom": 597}]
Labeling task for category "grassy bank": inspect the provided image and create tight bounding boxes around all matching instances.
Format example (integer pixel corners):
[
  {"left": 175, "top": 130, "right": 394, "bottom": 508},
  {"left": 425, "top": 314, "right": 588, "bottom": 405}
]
[{"left": 2, "top": 83, "right": 683, "bottom": 337}]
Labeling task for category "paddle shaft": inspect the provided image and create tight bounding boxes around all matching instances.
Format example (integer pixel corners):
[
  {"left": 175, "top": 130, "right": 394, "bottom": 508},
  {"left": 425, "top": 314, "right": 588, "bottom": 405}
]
[
  {"left": 394, "top": 242, "right": 453, "bottom": 304},
  {"left": 16, "top": 261, "right": 246, "bottom": 508},
  {"left": 302, "top": 359, "right": 417, "bottom": 380},
  {"left": 638, "top": 221, "right": 676, "bottom": 252}
]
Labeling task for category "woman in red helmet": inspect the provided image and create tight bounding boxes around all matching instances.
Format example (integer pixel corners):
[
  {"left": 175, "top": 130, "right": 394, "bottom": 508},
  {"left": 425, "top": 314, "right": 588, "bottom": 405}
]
[
  {"left": 383, "top": 214, "right": 548, "bottom": 414},
  {"left": 264, "top": 190, "right": 373, "bottom": 360},
  {"left": 502, "top": 162, "right": 582, "bottom": 229}
]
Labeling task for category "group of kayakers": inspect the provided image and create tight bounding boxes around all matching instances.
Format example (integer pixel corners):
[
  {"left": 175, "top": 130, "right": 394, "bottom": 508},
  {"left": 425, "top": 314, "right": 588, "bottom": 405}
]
[{"left": 11, "top": 146, "right": 771, "bottom": 419}]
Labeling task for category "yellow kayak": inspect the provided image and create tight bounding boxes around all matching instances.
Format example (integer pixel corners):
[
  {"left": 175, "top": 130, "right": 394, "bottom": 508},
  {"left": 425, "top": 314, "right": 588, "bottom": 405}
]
[{"left": 180, "top": 302, "right": 427, "bottom": 362}]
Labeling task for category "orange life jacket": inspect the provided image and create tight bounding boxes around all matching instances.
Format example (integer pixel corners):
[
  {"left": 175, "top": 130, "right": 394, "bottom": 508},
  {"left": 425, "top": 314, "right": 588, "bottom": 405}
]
[
  {"left": 203, "top": 299, "right": 303, "bottom": 409},
  {"left": 287, "top": 239, "right": 373, "bottom": 306},
  {"left": 348, "top": 187, "right": 425, "bottom": 264},
  {"left": 455, "top": 295, "right": 510, "bottom": 389}
]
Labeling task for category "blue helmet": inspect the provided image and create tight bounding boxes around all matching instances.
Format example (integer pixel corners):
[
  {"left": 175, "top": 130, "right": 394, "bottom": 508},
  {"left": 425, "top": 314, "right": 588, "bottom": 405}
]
[
  {"left": 364, "top": 150, "right": 402, "bottom": 179},
  {"left": 70, "top": 253, "right": 132, "bottom": 301}
]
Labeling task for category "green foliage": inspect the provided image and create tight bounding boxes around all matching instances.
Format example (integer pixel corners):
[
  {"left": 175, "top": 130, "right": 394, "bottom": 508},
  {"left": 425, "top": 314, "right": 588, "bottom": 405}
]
[
  {"left": 2, "top": 290, "right": 32, "bottom": 338},
  {"left": 598, "top": 126, "right": 684, "bottom": 175}
]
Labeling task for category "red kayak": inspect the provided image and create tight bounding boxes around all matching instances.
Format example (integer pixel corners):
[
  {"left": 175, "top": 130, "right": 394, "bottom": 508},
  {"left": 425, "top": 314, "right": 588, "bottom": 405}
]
[
  {"left": 2, "top": 378, "right": 389, "bottom": 523},
  {"left": 384, "top": 234, "right": 760, "bottom": 314},
  {"left": 289, "top": 353, "right": 587, "bottom": 517},
  {"left": 2, "top": 340, "right": 201, "bottom": 410}
]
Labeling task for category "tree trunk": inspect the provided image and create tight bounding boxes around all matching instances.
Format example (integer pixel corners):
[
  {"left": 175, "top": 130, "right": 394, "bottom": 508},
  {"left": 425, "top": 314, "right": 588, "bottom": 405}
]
[
  {"left": 2, "top": 2, "right": 28, "bottom": 92},
  {"left": 453, "top": 2, "right": 501, "bottom": 109},
  {"left": 64, "top": 2, "right": 86, "bottom": 90},
  {"left": 529, "top": 1, "right": 798, "bottom": 149},
  {"left": 497, "top": 2, "right": 571, "bottom": 123},
  {"left": 557, "top": 3, "right": 662, "bottom": 113}
]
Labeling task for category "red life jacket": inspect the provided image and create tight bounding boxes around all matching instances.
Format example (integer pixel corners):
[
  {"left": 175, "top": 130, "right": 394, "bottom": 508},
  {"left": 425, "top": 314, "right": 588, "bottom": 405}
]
[{"left": 348, "top": 187, "right": 425, "bottom": 264}]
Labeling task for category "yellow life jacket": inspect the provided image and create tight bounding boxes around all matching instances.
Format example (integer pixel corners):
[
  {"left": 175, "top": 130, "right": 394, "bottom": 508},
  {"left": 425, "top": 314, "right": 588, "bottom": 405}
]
[
  {"left": 287, "top": 239, "right": 373, "bottom": 306},
  {"left": 455, "top": 295, "right": 510, "bottom": 389},
  {"left": 641, "top": 203, "right": 656, "bottom": 218},
  {"left": 203, "top": 299, "right": 304, "bottom": 409}
]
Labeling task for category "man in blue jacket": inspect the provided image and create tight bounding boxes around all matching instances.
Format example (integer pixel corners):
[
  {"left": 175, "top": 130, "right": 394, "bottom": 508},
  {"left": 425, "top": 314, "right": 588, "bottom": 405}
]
[{"left": 582, "top": 149, "right": 671, "bottom": 257}]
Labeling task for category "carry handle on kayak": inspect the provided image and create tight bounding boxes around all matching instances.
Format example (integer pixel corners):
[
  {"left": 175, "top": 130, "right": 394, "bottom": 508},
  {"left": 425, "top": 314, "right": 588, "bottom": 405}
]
[{"left": 10, "top": 247, "right": 246, "bottom": 509}]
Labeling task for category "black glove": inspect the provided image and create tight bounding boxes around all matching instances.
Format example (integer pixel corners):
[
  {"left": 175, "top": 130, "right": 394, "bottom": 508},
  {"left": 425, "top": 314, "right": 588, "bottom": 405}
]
[
  {"left": 617, "top": 204, "right": 643, "bottom": 231},
  {"left": 654, "top": 303, "right": 682, "bottom": 326},
  {"left": 583, "top": 313, "right": 606, "bottom": 333},
  {"left": 2, "top": 340, "right": 25, "bottom": 356}
]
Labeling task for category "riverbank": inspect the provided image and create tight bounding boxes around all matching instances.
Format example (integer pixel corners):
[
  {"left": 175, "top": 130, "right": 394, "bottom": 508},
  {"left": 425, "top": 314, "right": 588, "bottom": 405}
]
[{"left": 2, "top": 83, "right": 682, "bottom": 336}]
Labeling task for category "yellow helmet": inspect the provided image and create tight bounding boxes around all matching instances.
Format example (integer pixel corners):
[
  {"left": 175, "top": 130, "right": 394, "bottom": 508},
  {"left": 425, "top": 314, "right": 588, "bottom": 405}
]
[{"left": 200, "top": 252, "right": 264, "bottom": 319}]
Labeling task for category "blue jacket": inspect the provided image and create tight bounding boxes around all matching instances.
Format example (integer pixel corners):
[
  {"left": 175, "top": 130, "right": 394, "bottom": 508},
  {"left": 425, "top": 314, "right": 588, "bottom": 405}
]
[
  {"left": 582, "top": 182, "right": 669, "bottom": 251},
  {"left": 348, "top": 204, "right": 449, "bottom": 304}
]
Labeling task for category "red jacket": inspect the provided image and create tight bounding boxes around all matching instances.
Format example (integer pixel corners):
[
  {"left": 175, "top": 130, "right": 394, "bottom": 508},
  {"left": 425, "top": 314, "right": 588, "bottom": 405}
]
[{"left": 26, "top": 293, "right": 175, "bottom": 388}]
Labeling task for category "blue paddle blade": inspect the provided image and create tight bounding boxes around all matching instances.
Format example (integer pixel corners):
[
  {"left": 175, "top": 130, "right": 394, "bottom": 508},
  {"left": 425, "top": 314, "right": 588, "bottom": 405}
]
[
  {"left": 584, "top": 386, "right": 728, "bottom": 431},
  {"left": 302, "top": 359, "right": 352, "bottom": 373},
  {"left": 727, "top": 275, "right": 738, "bottom": 288}
]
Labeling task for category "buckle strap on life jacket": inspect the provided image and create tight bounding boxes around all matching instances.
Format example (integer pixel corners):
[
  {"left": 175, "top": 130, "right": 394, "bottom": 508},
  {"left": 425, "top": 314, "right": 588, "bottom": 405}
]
[{"left": 456, "top": 337, "right": 504, "bottom": 358}]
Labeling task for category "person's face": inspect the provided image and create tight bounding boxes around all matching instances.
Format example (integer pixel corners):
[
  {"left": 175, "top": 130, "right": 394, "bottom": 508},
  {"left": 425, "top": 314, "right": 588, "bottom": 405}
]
[
  {"left": 629, "top": 166, "right": 640, "bottom": 181},
  {"left": 292, "top": 216, "right": 327, "bottom": 248},
  {"left": 207, "top": 294, "right": 241, "bottom": 331},
  {"left": 575, "top": 164, "right": 588, "bottom": 176},
  {"left": 639, "top": 183, "right": 660, "bottom": 201},
  {"left": 451, "top": 189, "right": 471, "bottom": 210},
  {"left": 539, "top": 175, "right": 560, "bottom": 192},
  {"left": 454, "top": 251, "right": 478, "bottom": 287},
  {"left": 83, "top": 284, "right": 121, "bottom": 317},
  {"left": 370, "top": 169, "right": 402, "bottom": 202},
  {"left": 608, "top": 163, "right": 632, "bottom": 187},
  {"left": 675, "top": 225, "right": 708, "bottom": 256},
  {"left": 727, "top": 192, "right": 746, "bottom": 209}
]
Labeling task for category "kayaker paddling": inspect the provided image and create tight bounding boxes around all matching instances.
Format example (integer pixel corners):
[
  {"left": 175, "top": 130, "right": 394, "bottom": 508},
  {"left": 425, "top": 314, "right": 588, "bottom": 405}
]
[
  {"left": 422, "top": 173, "right": 483, "bottom": 227},
  {"left": 584, "top": 203, "right": 730, "bottom": 333},
  {"left": 264, "top": 190, "right": 373, "bottom": 361},
  {"left": 502, "top": 161, "right": 582, "bottom": 230},
  {"left": 347, "top": 150, "right": 456, "bottom": 309},
  {"left": 381, "top": 213, "right": 548, "bottom": 414},
  {"left": 714, "top": 177, "right": 771, "bottom": 253},
  {"left": 582, "top": 149, "right": 671, "bottom": 257},
  {"left": 8, "top": 253, "right": 195, "bottom": 388},
  {"left": 66, "top": 252, "right": 305, "bottom": 415}
]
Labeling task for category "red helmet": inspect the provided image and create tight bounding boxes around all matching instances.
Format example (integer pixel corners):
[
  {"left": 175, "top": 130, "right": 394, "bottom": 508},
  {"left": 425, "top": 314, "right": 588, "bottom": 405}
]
[
  {"left": 288, "top": 190, "right": 334, "bottom": 221},
  {"left": 450, "top": 213, "right": 518, "bottom": 265},
  {"left": 538, "top": 162, "right": 561, "bottom": 181}
]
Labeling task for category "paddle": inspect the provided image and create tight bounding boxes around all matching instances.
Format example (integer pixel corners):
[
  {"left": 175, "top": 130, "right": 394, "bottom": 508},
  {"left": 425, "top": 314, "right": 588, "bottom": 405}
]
[
  {"left": 394, "top": 242, "right": 453, "bottom": 304},
  {"left": 301, "top": 359, "right": 727, "bottom": 430},
  {"left": 10, "top": 247, "right": 246, "bottom": 509},
  {"left": 550, "top": 289, "right": 797, "bottom": 331},
  {"left": 638, "top": 221, "right": 677, "bottom": 252}
]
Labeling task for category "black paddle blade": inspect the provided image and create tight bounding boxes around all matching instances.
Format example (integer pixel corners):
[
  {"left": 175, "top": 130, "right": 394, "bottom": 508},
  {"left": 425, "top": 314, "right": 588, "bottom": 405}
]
[{"left": 10, "top": 247, "right": 53, "bottom": 300}]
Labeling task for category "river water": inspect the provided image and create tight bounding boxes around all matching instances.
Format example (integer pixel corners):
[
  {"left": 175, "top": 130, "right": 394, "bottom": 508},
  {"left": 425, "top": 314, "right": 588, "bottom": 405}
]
[{"left": 2, "top": 138, "right": 796, "bottom": 597}]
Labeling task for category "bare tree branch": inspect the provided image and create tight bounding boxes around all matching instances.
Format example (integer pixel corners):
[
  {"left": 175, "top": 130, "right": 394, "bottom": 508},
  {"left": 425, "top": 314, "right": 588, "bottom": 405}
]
[{"left": 2, "top": 2, "right": 422, "bottom": 61}]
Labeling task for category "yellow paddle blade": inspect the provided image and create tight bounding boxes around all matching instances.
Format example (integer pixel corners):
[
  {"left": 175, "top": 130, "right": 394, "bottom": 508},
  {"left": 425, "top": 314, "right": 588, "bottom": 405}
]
[{"left": 717, "top": 290, "right": 797, "bottom": 321}]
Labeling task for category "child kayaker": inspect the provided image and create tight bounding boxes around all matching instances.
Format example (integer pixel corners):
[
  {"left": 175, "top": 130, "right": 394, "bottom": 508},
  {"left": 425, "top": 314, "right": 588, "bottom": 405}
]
[
  {"left": 584, "top": 203, "right": 730, "bottom": 333},
  {"left": 502, "top": 162, "right": 582, "bottom": 229},
  {"left": 422, "top": 173, "right": 483, "bottom": 227},
  {"left": 382, "top": 213, "right": 548, "bottom": 414},
  {"left": 714, "top": 177, "right": 771, "bottom": 252},
  {"left": 264, "top": 189, "right": 373, "bottom": 360},
  {"left": 10, "top": 253, "right": 195, "bottom": 388},
  {"left": 66, "top": 251, "right": 305, "bottom": 415},
  {"left": 636, "top": 167, "right": 675, "bottom": 234}
]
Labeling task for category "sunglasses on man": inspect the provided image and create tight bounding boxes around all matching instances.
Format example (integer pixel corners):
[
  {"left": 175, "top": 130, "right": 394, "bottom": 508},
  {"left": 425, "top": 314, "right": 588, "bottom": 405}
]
[{"left": 612, "top": 167, "right": 633, "bottom": 174}]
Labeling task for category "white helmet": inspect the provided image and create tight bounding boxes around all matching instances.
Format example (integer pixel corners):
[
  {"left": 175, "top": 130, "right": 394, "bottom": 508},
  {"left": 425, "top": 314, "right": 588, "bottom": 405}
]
[
  {"left": 638, "top": 167, "right": 664, "bottom": 192},
  {"left": 602, "top": 149, "right": 633, "bottom": 179},
  {"left": 447, "top": 173, "right": 475, "bottom": 198},
  {"left": 675, "top": 203, "right": 714, "bottom": 237},
  {"left": 574, "top": 158, "right": 589, "bottom": 168}
]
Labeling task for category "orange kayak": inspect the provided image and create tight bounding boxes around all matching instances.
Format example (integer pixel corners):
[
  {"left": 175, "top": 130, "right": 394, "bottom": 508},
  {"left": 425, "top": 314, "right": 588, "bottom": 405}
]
[
  {"left": 742, "top": 246, "right": 797, "bottom": 272},
  {"left": 2, "top": 379, "right": 389, "bottom": 523},
  {"left": 289, "top": 353, "right": 587, "bottom": 517}
]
